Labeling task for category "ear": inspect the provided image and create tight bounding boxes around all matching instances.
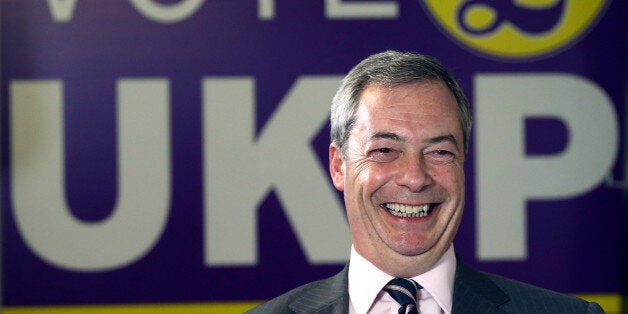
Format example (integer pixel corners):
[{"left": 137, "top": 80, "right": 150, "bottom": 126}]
[{"left": 329, "top": 143, "right": 345, "bottom": 191}]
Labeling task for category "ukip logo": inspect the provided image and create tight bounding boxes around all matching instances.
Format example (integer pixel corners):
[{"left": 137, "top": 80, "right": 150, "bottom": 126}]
[{"left": 422, "top": 0, "right": 609, "bottom": 60}]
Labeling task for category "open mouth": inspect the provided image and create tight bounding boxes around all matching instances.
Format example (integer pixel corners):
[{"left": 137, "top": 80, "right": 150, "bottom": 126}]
[{"left": 383, "top": 203, "right": 436, "bottom": 218}]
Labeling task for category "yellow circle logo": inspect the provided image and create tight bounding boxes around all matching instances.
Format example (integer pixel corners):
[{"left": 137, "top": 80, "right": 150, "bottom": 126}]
[{"left": 422, "top": 0, "right": 608, "bottom": 60}]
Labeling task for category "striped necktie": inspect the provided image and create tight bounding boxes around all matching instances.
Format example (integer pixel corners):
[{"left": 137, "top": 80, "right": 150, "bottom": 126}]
[{"left": 383, "top": 278, "right": 422, "bottom": 314}]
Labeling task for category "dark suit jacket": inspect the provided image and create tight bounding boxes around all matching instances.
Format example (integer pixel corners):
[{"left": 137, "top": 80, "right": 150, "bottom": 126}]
[{"left": 246, "top": 257, "right": 604, "bottom": 313}]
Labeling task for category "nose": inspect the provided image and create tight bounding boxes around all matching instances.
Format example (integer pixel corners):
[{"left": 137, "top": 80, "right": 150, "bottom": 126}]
[{"left": 395, "top": 154, "right": 432, "bottom": 192}]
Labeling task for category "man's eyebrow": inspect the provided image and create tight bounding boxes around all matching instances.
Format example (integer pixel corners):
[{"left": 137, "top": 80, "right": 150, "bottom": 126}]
[
  {"left": 368, "top": 132, "right": 459, "bottom": 148},
  {"left": 369, "top": 132, "right": 404, "bottom": 142},
  {"left": 428, "top": 134, "right": 459, "bottom": 147}
]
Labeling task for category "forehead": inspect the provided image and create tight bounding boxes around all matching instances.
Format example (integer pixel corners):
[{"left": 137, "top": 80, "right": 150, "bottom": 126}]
[{"left": 354, "top": 81, "right": 461, "bottom": 133}]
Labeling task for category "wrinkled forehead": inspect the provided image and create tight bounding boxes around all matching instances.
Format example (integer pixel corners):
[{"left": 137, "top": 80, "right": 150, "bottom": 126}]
[
  {"left": 352, "top": 81, "right": 463, "bottom": 140},
  {"left": 356, "top": 80, "right": 458, "bottom": 117}
]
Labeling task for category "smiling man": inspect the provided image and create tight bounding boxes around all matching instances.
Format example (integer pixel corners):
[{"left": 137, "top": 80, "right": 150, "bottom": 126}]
[{"left": 247, "top": 51, "right": 603, "bottom": 314}]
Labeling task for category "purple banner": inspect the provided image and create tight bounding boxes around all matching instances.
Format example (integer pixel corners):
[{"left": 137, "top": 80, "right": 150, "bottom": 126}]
[{"left": 2, "top": 0, "right": 626, "bottom": 306}]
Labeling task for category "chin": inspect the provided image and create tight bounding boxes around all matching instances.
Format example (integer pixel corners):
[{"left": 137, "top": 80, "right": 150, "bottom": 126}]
[
  {"left": 392, "top": 234, "right": 450, "bottom": 257},
  {"left": 391, "top": 242, "right": 433, "bottom": 257}
]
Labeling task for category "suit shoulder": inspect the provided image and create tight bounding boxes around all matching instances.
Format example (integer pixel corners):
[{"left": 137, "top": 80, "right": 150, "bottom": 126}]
[
  {"left": 482, "top": 272, "right": 604, "bottom": 313},
  {"left": 246, "top": 272, "right": 348, "bottom": 314},
  {"left": 246, "top": 279, "right": 329, "bottom": 313}
]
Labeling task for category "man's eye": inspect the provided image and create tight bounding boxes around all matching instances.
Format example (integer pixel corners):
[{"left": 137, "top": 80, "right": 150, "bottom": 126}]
[
  {"left": 369, "top": 148, "right": 399, "bottom": 162},
  {"left": 426, "top": 150, "right": 455, "bottom": 164}
]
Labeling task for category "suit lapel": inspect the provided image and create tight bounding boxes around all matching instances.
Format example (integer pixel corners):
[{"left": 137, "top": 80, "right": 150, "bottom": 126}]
[
  {"left": 288, "top": 265, "right": 350, "bottom": 313},
  {"left": 452, "top": 256, "right": 509, "bottom": 313}
]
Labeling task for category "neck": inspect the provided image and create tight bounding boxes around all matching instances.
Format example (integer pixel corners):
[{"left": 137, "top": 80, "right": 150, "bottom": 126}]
[{"left": 355, "top": 243, "right": 452, "bottom": 278}]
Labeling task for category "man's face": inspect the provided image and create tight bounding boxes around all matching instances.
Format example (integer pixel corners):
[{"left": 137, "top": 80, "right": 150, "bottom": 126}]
[{"left": 329, "top": 80, "right": 465, "bottom": 276}]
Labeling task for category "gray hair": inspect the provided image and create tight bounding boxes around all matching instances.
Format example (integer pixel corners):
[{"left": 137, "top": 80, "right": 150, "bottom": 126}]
[{"left": 330, "top": 50, "right": 472, "bottom": 156}]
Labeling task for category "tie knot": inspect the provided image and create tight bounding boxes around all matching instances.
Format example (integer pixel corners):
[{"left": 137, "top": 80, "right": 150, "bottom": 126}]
[{"left": 383, "top": 278, "right": 422, "bottom": 314}]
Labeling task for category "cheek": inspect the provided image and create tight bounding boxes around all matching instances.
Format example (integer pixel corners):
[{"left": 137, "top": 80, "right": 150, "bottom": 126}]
[
  {"left": 357, "top": 164, "right": 393, "bottom": 193},
  {"left": 452, "top": 163, "right": 465, "bottom": 187},
  {"left": 431, "top": 165, "right": 464, "bottom": 190}
]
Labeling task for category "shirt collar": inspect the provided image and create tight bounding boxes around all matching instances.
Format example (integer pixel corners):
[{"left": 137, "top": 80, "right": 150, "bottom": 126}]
[
  {"left": 348, "top": 244, "right": 456, "bottom": 314},
  {"left": 412, "top": 244, "right": 456, "bottom": 313}
]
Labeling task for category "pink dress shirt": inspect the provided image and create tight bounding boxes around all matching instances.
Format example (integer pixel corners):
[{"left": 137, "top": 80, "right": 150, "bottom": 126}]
[{"left": 348, "top": 244, "right": 456, "bottom": 314}]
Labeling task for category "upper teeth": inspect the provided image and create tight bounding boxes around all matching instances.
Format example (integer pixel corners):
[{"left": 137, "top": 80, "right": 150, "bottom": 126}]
[{"left": 386, "top": 203, "right": 431, "bottom": 217}]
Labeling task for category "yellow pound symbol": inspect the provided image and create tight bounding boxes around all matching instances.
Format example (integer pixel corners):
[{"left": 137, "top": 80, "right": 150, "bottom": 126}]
[{"left": 423, "top": 0, "right": 608, "bottom": 59}]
